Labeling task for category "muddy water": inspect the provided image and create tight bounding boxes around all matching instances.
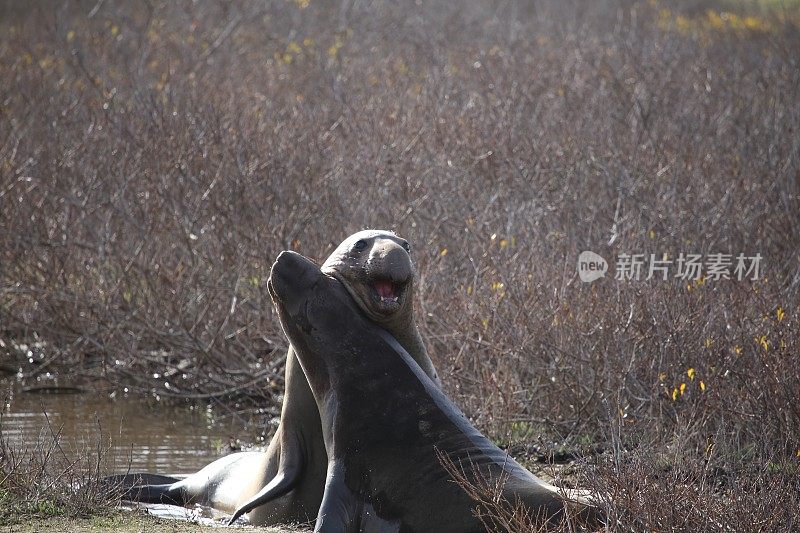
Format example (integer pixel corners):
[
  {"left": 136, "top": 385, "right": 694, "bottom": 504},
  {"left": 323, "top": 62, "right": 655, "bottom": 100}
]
[{"left": 1, "top": 382, "right": 254, "bottom": 474}]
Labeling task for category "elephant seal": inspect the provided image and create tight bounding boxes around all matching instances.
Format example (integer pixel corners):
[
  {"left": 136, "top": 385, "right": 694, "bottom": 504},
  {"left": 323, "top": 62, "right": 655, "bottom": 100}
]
[
  {"left": 267, "top": 251, "right": 601, "bottom": 532},
  {"left": 111, "top": 230, "right": 440, "bottom": 526}
]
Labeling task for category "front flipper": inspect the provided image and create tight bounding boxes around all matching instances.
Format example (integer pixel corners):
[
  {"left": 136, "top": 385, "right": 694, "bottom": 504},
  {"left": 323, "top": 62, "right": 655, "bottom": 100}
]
[
  {"left": 123, "top": 483, "right": 185, "bottom": 505},
  {"left": 103, "top": 473, "right": 183, "bottom": 488},
  {"left": 315, "top": 462, "right": 359, "bottom": 533},
  {"left": 227, "top": 461, "right": 301, "bottom": 524},
  {"left": 227, "top": 431, "right": 305, "bottom": 525},
  {"left": 103, "top": 473, "right": 186, "bottom": 505}
]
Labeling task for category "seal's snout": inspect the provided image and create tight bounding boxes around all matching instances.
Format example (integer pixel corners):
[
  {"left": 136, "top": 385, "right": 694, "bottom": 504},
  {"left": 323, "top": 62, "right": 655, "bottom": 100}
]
[
  {"left": 366, "top": 241, "right": 413, "bottom": 313},
  {"left": 268, "top": 251, "right": 321, "bottom": 313},
  {"left": 370, "top": 242, "right": 413, "bottom": 283}
]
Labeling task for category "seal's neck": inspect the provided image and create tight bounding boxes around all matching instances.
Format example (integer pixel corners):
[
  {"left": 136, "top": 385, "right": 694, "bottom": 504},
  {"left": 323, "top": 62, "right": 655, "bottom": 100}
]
[
  {"left": 392, "top": 321, "right": 424, "bottom": 363},
  {"left": 384, "top": 314, "right": 440, "bottom": 388}
]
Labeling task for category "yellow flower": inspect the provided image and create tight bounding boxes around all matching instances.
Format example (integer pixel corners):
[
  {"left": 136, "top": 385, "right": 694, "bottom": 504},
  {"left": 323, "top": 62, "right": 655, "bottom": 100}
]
[
  {"left": 776, "top": 307, "right": 785, "bottom": 322},
  {"left": 657, "top": 8, "right": 673, "bottom": 31},
  {"left": 756, "top": 335, "right": 769, "bottom": 352},
  {"left": 671, "top": 388, "right": 678, "bottom": 401},
  {"left": 327, "top": 35, "right": 346, "bottom": 60},
  {"left": 439, "top": 248, "right": 448, "bottom": 257},
  {"left": 687, "top": 368, "right": 695, "bottom": 380},
  {"left": 706, "top": 10, "right": 725, "bottom": 30},
  {"left": 286, "top": 41, "right": 302, "bottom": 55},
  {"left": 704, "top": 338, "right": 713, "bottom": 348},
  {"left": 746, "top": 16, "right": 770, "bottom": 32},
  {"left": 679, "top": 383, "right": 687, "bottom": 395},
  {"left": 733, "top": 345, "right": 742, "bottom": 355},
  {"left": 699, "top": 380, "right": 706, "bottom": 392},
  {"left": 394, "top": 58, "right": 409, "bottom": 76},
  {"left": 675, "top": 14, "right": 691, "bottom": 33}
]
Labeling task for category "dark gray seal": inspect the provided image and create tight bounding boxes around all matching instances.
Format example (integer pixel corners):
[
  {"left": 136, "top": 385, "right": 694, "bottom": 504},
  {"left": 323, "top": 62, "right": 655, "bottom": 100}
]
[
  {"left": 267, "top": 251, "right": 600, "bottom": 532},
  {"left": 109, "top": 231, "right": 440, "bottom": 526}
]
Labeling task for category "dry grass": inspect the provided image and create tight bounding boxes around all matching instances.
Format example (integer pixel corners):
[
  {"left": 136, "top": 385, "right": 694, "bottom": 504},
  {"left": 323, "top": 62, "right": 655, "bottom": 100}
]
[
  {"left": 0, "top": 414, "right": 117, "bottom": 525},
  {"left": 1, "top": 0, "right": 799, "bottom": 530},
  {"left": 437, "top": 449, "right": 597, "bottom": 532}
]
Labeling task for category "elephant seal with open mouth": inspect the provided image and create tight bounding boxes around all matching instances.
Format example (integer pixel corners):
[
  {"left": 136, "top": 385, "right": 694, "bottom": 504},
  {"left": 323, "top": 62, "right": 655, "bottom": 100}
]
[
  {"left": 266, "top": 251, "right": 601, "bottom": 532},
  {"left": 110, "top": 231, "right": 440, "bottom": 526}
]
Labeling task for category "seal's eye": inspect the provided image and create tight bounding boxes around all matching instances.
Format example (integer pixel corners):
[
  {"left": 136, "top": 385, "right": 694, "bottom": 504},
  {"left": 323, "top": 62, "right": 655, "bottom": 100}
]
[
  {"left": 353, "top": 239, "right": 368, "bottom": 252},
  {"left": 402, "top": 241, "right": 411, "bottom": 253}
]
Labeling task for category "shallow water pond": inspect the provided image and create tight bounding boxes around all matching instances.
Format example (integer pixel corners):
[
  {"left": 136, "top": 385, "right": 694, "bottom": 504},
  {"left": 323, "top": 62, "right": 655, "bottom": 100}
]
[{"left": 1, "top": 381, "right": 253, "bottom": 474}]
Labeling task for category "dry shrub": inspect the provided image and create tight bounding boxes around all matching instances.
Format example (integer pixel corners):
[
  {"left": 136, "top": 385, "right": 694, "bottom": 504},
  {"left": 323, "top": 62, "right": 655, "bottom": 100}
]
[
  {"left": 437, "top": 449, "right": 598, "bottom": 533},
  {"left": 0, "top": 412, "right": 118, "bottom": 524},
  {"left": 1, "top": 0, "right": 798, "bottom": 528},
  {"left": 583, "top": 451, "right": 800, "bottom": 531}
]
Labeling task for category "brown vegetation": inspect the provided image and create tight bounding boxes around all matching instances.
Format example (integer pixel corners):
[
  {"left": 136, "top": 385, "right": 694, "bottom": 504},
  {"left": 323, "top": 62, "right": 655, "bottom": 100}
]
[
  {"left": 0, "top": 417, "right": 115, "bottom": 523},
  {"left": 1, "top": 0, "right": 799, "bottom": 530}
]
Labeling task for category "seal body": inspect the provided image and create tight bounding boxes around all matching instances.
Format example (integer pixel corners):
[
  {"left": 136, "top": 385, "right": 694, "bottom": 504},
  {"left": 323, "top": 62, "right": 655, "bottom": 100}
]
[
  {"left": 112, "top": 231, "right": 439, "bottom": 526},
  {"left": 268, "top": 251, "right": 600, "bottom": 533}
]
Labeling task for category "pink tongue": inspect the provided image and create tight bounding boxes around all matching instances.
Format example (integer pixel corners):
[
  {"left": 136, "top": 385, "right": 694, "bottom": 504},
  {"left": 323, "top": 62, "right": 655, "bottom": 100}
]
[{"left": 374, "top": 281, "right": 395, "bottom": 298}]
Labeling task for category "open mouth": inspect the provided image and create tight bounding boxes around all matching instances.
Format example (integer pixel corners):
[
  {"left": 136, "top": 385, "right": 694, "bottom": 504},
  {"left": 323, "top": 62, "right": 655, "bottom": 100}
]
[{"left": 370, "top": 279, "right": 407, "bottom": 313}]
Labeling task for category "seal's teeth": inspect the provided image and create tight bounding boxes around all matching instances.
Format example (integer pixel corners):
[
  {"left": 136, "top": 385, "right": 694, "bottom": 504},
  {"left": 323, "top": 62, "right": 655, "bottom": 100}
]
[{"left": 380, "top": 295, "right": 399, "bottom": 303}]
